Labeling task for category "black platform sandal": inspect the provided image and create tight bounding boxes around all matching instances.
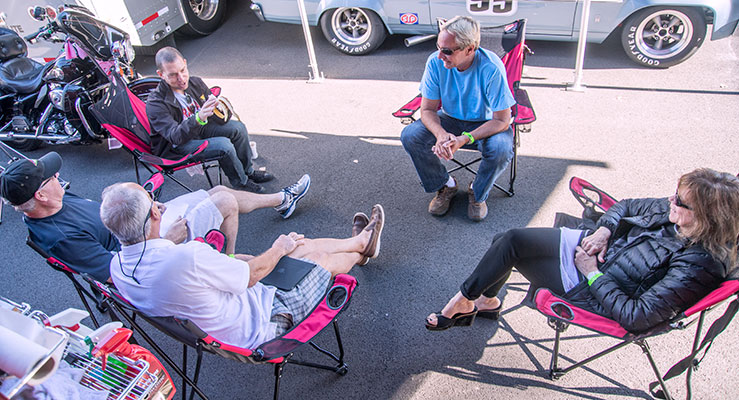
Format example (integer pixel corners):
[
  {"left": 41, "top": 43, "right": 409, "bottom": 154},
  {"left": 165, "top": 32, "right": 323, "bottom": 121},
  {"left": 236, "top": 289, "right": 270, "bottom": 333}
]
[
  {"left": 425, "top": 308, "right": 478, "bottom": 331},
  {"left": 477, "top": 301, "right": 503, "bottom": 320}
]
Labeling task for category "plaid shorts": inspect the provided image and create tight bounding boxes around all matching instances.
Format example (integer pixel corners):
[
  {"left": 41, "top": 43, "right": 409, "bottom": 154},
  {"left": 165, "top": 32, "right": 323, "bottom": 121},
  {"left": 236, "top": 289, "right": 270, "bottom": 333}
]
[{"left": 270, "top": 262, "right": 331, "bottom": 336}]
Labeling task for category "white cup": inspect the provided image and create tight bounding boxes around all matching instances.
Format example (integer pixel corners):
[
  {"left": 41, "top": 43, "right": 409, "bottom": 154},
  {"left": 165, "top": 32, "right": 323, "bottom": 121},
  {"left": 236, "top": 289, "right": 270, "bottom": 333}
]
[{"left": 249, "top": 141, "right": 258, "bottom": 159}]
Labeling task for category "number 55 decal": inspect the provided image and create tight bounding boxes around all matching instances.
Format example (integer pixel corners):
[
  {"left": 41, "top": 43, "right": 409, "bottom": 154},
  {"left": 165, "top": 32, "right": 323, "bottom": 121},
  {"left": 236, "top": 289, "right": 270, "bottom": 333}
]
[{"left": 468, "top": 0, "right": 518, "bottom": 16}]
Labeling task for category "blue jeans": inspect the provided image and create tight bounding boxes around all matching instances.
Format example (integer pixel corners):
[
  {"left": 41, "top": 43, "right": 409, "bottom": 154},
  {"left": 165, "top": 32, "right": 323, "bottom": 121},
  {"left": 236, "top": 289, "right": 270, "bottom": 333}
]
[
  {"left": 400, "top": 112, "right": 514, "bottom": 202},
  {"left": 167, "top": 120, "right": 254, "bottom": 186}
]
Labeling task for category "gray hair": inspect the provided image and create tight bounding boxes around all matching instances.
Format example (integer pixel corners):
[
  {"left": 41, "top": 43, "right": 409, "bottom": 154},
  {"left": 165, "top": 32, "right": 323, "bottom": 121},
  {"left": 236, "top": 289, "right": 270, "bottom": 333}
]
[
  {"left": 11, "top": 197, "right": 36, "bottom": 213},
  {"left": 100, "top": 183, "right": 151, "bottom": 245},
  {"left": 155, "top": 46, "right": 184, "bottom": 70},
  {"left": 441, "top": 16, "right": 480, "bottom": 50}
]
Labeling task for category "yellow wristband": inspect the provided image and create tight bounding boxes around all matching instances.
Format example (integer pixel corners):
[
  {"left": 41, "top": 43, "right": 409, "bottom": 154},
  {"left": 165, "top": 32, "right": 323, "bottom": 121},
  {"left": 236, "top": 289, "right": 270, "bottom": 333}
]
[
  {"left": 195, "top": 113, "right": 207, "bottom": 126},
  {"left": 462, "top": 131, "right": 474, "bottom": 144},
  {"left": 587, "top": 272, "right": 604, "bottom": 286}
]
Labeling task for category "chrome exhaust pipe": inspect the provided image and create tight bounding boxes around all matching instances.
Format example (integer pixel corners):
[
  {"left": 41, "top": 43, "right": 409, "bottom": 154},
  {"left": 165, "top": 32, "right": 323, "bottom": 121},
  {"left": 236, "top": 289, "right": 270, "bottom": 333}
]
[
  {"left": 405, "top": 34, "right": 437, "bottom": 47},
  {"left": 0, "top": 132, "right": 70, "bottom": 140},
  {"left": 250, "top": 3, "right": 265, "bottom": 21}
]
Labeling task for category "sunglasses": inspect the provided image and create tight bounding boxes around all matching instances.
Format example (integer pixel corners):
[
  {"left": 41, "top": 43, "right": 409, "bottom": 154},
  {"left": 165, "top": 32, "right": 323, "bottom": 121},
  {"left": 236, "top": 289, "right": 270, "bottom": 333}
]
[
  {"left": 673, "top": 190, "right": 693, "bottom": 211},
  {"left": 38, "top": 172, "right": 59, "bottom": 190},
  {"left": 437, "top": 45, "right": 462, "bottom": 56}
]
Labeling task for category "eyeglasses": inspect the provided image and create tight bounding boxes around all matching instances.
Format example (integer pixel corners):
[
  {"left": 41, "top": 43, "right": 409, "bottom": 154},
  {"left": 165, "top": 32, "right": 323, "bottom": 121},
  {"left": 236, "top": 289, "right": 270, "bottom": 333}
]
[
  {"left": 437, "top": 45, "right": 462, "bottom": 56},
  {"left": 672, "top": 190, "right": 693, "bottom": 211}
]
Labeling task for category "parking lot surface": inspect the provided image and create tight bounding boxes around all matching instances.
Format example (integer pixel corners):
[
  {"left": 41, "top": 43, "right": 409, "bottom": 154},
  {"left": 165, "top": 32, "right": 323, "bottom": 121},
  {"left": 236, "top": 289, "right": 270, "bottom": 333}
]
[{"left": 1, "top": 2, "right": 737, "bottom": 399}]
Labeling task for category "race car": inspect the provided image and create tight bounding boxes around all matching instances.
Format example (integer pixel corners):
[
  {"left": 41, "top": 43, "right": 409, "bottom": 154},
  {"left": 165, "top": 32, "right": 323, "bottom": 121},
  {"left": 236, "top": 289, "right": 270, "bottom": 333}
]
[{"left": 249, "top": 0, "right": 739, "bottom": 68}]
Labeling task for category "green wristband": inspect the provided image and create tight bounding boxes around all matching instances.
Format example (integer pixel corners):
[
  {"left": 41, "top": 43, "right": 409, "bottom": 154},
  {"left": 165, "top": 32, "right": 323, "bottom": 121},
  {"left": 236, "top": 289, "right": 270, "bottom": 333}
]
[
  {"left": 228, "top": 254, "right": 235, "bottom": 258},
  {"left": 195, "top": 112, "right": 207, "bottom": 126},
  {"left": 462, "top": 131, "right": 474, "bottom": 144},
  {"left": 587, "top": 272, "right": 604, "bottom": 286}
]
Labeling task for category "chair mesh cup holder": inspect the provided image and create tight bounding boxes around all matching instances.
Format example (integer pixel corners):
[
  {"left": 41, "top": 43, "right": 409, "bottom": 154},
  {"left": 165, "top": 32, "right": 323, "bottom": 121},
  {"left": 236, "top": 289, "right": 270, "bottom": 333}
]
[{"left": 326, "top": 285, "right": 348, "bottom": 310}]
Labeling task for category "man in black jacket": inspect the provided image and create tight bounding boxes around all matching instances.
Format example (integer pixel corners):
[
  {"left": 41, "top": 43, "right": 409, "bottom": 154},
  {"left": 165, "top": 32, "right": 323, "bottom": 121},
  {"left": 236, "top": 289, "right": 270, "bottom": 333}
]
[{"left": 146, "top": 47, "right": 272, "bottom": 193}]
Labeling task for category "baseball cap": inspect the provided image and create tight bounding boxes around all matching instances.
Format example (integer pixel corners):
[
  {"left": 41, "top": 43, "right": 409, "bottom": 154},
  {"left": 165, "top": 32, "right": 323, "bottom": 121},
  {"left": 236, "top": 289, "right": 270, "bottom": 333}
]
[{"left": 0, "top": 152, "right": 62, "bottom": 205}]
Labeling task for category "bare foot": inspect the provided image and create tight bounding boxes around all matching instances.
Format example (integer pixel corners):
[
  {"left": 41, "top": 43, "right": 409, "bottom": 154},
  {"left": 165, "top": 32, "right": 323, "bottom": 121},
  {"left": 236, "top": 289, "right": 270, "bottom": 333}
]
[{"left": 426, "top": 292, "right": 476, "bottom": 326}]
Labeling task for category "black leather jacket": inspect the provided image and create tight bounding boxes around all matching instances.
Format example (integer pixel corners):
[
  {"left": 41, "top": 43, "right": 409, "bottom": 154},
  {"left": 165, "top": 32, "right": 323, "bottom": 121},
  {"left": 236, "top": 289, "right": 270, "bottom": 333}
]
[
  {"left": 145, "top": 77, "right": 211, "bottom": 156},
  {"left": 565, "top": 197, "right": 728, "bottom": 333}
]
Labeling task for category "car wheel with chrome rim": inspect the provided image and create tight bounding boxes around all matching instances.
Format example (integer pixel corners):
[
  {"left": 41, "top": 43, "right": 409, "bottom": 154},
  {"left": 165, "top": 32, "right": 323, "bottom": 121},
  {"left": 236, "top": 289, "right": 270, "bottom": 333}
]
[
  {"left": 320, "top": 7, "right": 387, "bottom": 55},
  {"left": 620, "top": 6, "right": 706, "bottom": 68}
]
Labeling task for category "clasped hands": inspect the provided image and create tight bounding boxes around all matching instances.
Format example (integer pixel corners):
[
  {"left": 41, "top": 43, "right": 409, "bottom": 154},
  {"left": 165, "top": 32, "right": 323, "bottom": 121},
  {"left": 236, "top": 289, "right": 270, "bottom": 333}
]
[
  {"left": 432, "top": 133, "right": 466, "bottom": 161},
  {"left": 574, "top": 226, "right": 612, "bottom": 276}
]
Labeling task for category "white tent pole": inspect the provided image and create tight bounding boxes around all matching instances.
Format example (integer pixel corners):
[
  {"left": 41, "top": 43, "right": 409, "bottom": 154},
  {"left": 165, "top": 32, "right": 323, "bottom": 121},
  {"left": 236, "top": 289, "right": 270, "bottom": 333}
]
[
  {"left": 296, "top": 0, "right": 324, "bottom": 82},
  {"left": 568, "top": 0, "right": 593, "bottom": 92}
]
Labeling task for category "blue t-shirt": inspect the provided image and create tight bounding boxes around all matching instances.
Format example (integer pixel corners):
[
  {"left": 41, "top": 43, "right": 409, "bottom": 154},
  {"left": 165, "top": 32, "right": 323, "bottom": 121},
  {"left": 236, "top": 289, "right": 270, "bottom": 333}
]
[
  {"left": 25, "top": 193, "right": 120, "bottom": 282},
  {"left": 420, "top": 48, "right": 516, "bottom": 121}
]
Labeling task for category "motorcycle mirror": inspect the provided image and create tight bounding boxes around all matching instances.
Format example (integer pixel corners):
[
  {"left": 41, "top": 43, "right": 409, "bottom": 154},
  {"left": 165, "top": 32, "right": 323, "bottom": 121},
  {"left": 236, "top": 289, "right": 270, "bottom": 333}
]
[
  {"left": 45, "top": 6, "right": 57, "bottom": 20},
  {"left": 28, "top": 6, "right": 46, "bottom": 21}
]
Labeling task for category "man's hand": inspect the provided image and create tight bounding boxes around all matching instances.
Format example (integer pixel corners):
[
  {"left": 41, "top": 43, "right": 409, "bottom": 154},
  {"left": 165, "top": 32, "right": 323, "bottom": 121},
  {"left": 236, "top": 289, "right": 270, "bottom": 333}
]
[
  {"left": 432, "top": 132, "right": 457, "bottom": 160},
  {"left": 580, "top": 226, "right": 611, "bottom": 262},
  {"left": 163, "top": 217, "right": 188, "bottom": 244},
  {"left": 197, "top": 95, "right": 218, "bottom": 121},
  {"left": 574, "top": 246, "right": 599, "bottom": 276},
  {"left": 272, "top": 232, "right": 305, "bottom": 257}
]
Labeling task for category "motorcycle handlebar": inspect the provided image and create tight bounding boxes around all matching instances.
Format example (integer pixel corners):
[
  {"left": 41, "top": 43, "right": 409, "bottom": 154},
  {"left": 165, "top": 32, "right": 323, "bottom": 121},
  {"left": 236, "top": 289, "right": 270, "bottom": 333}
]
[{"left": 23, "top": 25, "right": 52, "bottom": 43}]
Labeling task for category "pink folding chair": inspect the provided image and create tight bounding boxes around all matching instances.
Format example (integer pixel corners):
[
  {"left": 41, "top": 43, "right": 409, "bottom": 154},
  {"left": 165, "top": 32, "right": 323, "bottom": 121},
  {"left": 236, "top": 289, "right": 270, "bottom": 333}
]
[
  {"left": 89, "top": 73, "right": 222, "bottom": 193},
  {"left": 393, "top": 19, "right": 535, "bottom": 196},
  {"left": 535, "top": 176, "right": 739, "bottom": 399}
]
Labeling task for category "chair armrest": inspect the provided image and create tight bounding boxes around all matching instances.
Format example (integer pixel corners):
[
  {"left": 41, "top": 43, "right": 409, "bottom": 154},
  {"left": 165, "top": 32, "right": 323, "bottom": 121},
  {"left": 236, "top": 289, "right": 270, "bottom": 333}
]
[
  {"left": 534, "top": 288, "right": 631, "bottom": 339},
  {"left": 134, "top": 141, "right": 210, "bottom": 168},
  {"left": 254, "top": 274, "right": 359, "bottom": 361},
  {"left": 569, "top": 176, "right": 618, "bottom": 213}
]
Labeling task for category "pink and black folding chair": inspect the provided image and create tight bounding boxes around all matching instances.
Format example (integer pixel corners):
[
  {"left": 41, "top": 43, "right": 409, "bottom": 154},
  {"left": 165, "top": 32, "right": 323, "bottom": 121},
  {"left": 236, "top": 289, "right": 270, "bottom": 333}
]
[
  {"left": 393, "top": 19, "right": 535, "bottom": 197},
  {"left": 25, "top": 237, "right": 108, "bottom": 328},
  {"left": 91, "top": 273, "right": 358, "bottom": 400},
  {"left": 89, "top": 72, "right": 222, "bottom": 193},
  {"left": 534, "top": 177, "right": 739, "bottom": 399}
]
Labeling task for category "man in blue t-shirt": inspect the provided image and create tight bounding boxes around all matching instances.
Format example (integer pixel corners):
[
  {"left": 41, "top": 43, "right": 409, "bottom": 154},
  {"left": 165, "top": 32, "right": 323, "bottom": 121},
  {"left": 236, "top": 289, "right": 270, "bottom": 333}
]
[{"left": 400, "top": 16, "right": 516, "bottom": 221}]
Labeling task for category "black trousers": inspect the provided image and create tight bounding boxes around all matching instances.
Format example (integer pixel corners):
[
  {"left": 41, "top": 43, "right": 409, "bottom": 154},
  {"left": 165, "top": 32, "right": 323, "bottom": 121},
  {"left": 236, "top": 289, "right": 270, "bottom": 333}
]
[{"left": 461, "top": 228, "right": 567, "bottom": 300}]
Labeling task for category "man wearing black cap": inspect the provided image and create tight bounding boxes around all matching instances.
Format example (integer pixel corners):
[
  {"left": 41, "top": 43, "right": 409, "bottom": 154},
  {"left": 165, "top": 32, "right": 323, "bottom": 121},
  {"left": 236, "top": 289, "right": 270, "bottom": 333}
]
[
  {"left": 0, "top": 152, "right": 119, "bottom": 282},
  {"left": 0, "top": 152, "right": 312, "bottom": 283}
]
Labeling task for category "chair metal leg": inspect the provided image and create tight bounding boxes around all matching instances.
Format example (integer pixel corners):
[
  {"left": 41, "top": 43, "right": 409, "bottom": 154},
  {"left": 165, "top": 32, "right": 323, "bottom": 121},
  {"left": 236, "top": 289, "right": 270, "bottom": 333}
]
[
  {"left": 274, "top": 359, "right": 287, "bottom": 400},
  {"left": 166, "top": 172, "right": 194, "bottom": 192},
  {"left": 188, "top": 347, "right": 204, "bottom": 400},
  {"left": 287, "top": 320, "right": 348, "bottom": 375},
  {"left": 133, "top": 157, "right": 141, "bottom": 184},
  {"left": 182, "top": 344, "right": 188, "bottom": 400},
  {"left": 639, "top": 340, "right": 673, "bottom": 400},
  {"left": 685, "top": 312, "right": 706, "bottom": 400},
  {"left": 72, "top": 283, "right": 100, "bottom": 328}
]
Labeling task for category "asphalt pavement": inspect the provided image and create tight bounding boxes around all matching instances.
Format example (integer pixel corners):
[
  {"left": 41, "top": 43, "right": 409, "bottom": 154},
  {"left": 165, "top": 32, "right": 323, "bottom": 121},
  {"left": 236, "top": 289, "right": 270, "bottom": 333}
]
[{"left": 1, "top": 1, "right": 738, "bottom": 399}]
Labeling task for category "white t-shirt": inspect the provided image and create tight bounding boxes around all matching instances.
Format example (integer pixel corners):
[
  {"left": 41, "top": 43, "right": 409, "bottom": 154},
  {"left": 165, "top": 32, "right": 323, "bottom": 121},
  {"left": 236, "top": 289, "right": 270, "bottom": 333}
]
[{"left": 110, "top": 239, "right": 278, "bottom": 349}]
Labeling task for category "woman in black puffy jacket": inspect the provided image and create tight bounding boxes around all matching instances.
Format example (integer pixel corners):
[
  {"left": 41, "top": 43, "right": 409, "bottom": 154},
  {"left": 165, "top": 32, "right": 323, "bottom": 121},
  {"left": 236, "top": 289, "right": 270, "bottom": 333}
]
[{"left": 425, "top": 169, "right": 739, "bottom": 333}]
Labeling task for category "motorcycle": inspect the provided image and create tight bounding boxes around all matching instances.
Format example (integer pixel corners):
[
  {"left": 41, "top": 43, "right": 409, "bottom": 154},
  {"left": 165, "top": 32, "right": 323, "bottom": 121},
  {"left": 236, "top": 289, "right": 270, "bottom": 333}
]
[{"left": 0, "top": 5, "right": 158, "bottom": 151}]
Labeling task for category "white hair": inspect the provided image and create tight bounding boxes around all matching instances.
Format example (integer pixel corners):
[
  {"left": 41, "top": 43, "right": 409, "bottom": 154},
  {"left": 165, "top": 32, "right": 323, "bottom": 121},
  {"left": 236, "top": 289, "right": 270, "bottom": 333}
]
[
  {"left": 6, "top": 197, "right": 37, "bottom": 213},
  {"left": 441, "top": 16, "right": 480, "bottom": 50},
  {"left": 100, "top": 183, "right": 151, "bottom": 245}
]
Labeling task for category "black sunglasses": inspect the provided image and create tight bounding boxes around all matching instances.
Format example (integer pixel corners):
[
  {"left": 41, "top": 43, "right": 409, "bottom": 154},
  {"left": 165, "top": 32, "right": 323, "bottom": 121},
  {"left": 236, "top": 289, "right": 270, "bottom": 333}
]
[
  {"left": 38, "top": 172, "right": 59, "bottom": 189},
  {"left": 673, "top": 190, "right": 693, "bottom": 211},
  {"left": 437, "top": 45, "right": 461, "bottom": 56}
]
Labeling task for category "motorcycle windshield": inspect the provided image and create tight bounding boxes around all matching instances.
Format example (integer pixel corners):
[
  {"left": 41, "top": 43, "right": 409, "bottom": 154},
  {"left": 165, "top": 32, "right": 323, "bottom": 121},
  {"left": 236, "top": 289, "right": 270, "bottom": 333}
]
[{"left": 57, "top": 9, "right": 128, "bottom": 61}]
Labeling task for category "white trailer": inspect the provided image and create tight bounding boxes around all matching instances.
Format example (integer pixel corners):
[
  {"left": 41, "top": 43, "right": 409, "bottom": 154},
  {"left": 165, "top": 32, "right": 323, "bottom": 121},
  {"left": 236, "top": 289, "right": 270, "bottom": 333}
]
[{"left": 0, "top": 0, "right": 227, "bottom": 61}]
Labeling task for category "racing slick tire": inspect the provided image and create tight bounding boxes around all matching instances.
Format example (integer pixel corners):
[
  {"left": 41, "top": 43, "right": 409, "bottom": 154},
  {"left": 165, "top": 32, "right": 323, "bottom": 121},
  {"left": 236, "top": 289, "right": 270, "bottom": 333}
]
[
  {"left": 179, "top": 0, "right": 228, "bottom": 37},
  {"left": 620, "top": 6, "right": 706, "bottom": 68},
  {"left": 320, "top": 7, "right": 387, "bottom": 55}
]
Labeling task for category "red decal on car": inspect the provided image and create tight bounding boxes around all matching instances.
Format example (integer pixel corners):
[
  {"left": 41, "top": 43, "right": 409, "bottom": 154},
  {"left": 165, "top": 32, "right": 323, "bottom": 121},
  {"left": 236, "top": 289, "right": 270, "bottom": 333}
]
[{"left": 400, "top": 13, "right": 419, "bottom": 25}]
